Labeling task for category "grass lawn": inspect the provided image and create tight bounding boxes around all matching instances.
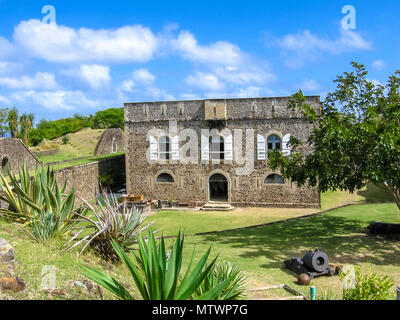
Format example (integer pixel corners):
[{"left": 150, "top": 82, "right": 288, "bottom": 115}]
[
  {"left": 0, "top": 187, "right": 398, "bottom": 300},
  {"left": 175, "top": 203, "right": 400, "bottom": 300},
  {"left": 49, "top": 152, "right": 125, "bottom": 171},
  {"left": 0, "top": 220, "right": 138, "bottom": 300},
  {"left": 150, "top": 184, "right": 395, "bottom": 236}
]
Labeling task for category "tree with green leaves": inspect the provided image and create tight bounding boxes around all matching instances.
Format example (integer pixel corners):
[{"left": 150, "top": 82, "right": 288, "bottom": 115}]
[
  {"left": 19, "top": 113, "right": 34, "bottom": 145},
  {"left": 269, "top": 62, "right": 400, "bottom": 210},
  {"left": 0, "top": 108, "right": 9, "bottom": 137},
  {"left": 7, "top": 107, "right": 19, "bottom": 138}
]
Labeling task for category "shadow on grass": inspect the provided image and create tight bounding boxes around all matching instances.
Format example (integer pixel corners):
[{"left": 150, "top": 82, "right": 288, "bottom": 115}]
[
  {"left": 199, "top": 212, "right": 400, "bottom": 270},
  {"left": 357, "top": 184, "right": 395, "bottom": 204}
]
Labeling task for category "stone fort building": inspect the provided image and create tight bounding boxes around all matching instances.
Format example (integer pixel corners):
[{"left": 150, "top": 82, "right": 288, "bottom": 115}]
[{"left": 124, "top": 96, "right": 321, "bottom": 208}]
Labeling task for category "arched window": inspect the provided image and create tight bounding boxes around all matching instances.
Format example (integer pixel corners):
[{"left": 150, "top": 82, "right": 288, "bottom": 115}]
[
  {"left": 156, "top": 173, "right": 174, "bottom": 183},
  {"left": 209, "top": 136, "right": 224, "bottom": 160},
  {"left": 265, "top": 174, "right": 285, "bottom": 184},
  {"left": 267, "top": 134, "right": 282, "bottom": 152},
  {"left": 159, "top": 136, "right": 171, "bottom": 160}
]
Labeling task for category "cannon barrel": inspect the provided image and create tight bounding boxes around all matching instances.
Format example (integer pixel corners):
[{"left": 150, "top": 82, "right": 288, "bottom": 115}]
[{"left": 302, "top": 250, "right": 329, "bottom": 273}]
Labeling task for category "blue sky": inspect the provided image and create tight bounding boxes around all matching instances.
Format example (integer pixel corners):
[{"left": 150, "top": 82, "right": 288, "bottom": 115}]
[{"left": 0, "top": 0, "right": 398, "bottom": 122}]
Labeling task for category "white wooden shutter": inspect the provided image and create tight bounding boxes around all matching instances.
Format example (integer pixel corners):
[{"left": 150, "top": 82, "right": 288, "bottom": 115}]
[
  {"left": 149, "top": 136, "right": 158, "bottom": 161},
  {"left": 224, "top": 134, "right": 233, "bottom": 161},
  {"left": 201, "top": 133, "right": 209, "bottom": 162},
  {"left": 171, "top": 135, "right": 179, "bottom": 161},
  {"left": 282, "top": 134, "right": 291, "bottom": 156},
  {"left": 257, "top": 134, "right": 266, "bottom": 160}
]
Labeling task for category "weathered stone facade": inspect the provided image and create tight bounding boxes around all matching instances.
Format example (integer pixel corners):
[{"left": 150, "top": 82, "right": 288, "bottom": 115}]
[
  {"left": 124, "top": 97, "right": 321, "bottom": 208},
  {"left": 94, "top": 128, "right": 125, "bottom": 156},
  {"left": 0, "top": 138, "right": 40, "bottom": 172}
]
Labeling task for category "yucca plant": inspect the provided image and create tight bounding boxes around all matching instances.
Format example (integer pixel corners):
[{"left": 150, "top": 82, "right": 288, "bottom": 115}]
[
  {"left": 0, "top": 165, "right": 67, "bottom": 222},
  {"left": 81, "top": 230, "right": 235, "bottom": 300},
  {"left": 0, "top": 164, "right": 80, "bottom": 241},
  {"left": 65, "top": 189, "right": 154, "bottom": 260},
  {"left": 193, "top": 261, "right": 247, "bottom": 300}
]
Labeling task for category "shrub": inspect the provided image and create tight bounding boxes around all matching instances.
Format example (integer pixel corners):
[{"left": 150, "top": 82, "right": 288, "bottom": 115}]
[
  {"left": 0, "top": 165, "right": 80, "bottom": 241},
  {"left": 92, "top": 108, "right": 124, "bottom": 130},
  {"left": 194, "top": 261, "right": 247, "bottom": 300},
  {"left": 340, "top": 266, "right": 395, "bottom": 300},
  {"left": 81, "top": 230, "right": 236, "bottom": 300},
  {"left": 62, "top": 134, "right": 69, "bottom": 145},
  {"left": 65, "top": 189, "right": 153, "bottom": 260},
  {"left": 29, "top": 117, "right": 92, "bottom": 145}
]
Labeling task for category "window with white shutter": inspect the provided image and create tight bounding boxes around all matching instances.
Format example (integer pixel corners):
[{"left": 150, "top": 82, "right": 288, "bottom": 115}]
[
  {"left": 257, "top": 134, "right": 266, "bottom": 160},
  {"left": 282, "top": 134, "right": 291, "bottom": 156},
  {"left": 149, "top": 136, "right": 158, "bottom": 161},
  {"left": 171, "top": 135, "right": 179, "bottom": 161},
  {"left": 201, "top": 133, "right": 210, "bottom": 162},
  {"left": 224, "top": 134, "right": 233, "bottom": 161}
]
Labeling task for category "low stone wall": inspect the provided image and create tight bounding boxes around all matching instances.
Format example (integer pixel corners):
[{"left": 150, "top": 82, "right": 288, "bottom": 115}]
[{"left": 54, "top": 154, "right": 125, "bottom": 204}]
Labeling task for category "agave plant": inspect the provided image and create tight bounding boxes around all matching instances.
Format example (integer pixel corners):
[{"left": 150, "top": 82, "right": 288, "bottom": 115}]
[
  {"left": 194, "top": 261, "right": 247, "bottom": 300},
  {"left": 0, "top": 164, "right": 80, "bottom": 241},
  {"left": 65, "top": 189, "right": 154, "bottom": 260},
  {"left": 81, "top": 230, "right": 235, "bottom": 300}
]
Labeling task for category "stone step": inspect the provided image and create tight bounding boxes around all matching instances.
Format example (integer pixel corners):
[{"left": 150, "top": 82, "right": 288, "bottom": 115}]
[{"left": 200, "top": 202, "right": 234, "bottom": 211}]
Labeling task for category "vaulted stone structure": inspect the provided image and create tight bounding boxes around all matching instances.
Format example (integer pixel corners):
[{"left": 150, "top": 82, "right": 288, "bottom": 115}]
[
  {"left": 94, "top": 128, "right": 125, "bottom": 156},
  {"left": 0, "top": 138, "right": 40, "bottom": 173}
]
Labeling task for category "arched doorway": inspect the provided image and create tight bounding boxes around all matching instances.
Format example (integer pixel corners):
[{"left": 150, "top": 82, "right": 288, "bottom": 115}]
[
  {"left": 209, "top": 173, "right": 228, "bottom": 202},
  {"left": 1, "top": 157, "right": 9, "bottom": 172}
]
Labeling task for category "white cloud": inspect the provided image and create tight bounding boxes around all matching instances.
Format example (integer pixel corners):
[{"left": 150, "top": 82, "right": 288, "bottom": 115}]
[
  {"left": 132, "top": 68, "right": 155, "bottom": 85},
  {"left": 0, "top": 94, "right": 10, "bottom": 105},
  {"left": 372, "top": 60, "right": 386, "bottom": 71},
  {"left": 172, "top": 30, "right": 276, "bottom": 92},
  {"left": 171, "top": 31, "right": 242, "bottom": 66},
  {"left": 78, "top": 64, "right": 111, "bottom": 89},
  {"left": 0, "top": 61, "right": 22, "bottom": 75},
  {"left": 120, "top": 68, "right": 155, "bottom": 93},
  {"left": 0, "top": 37, "right": 14, "bottom": 59},
  {"left": 121, "top": 79, "right": 135, "bottom": 92},
  {"left": 119, "top": 68, "right": 172, "bottom": 101},
  {"left": 0, "top": 72, "right": 58, "bottom": 90},
  {"left": 13, "top": 19, "right": 159, "bottom": 63},
  {"left": 185, "top": 72, "right": 225, "bottom": 91},
  {"left": 11, "top": 90, "right": 101, "bottom": 111},
  {"left": 296, "top": 78, "right": 321, "bottom": 92},
  {"left": 277, "top": 29, "right": 372, "bottom": 68}
]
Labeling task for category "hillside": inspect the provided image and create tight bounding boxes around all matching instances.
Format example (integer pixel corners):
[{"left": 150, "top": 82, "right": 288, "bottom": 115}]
[{"left": 30, "top": 128, "right": 105, "bottom": 164}]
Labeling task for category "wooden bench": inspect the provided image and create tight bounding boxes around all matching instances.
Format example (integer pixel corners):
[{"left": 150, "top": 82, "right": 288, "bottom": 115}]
[{"left": 177, "top": 201, "right": 199, "bottom": 208}]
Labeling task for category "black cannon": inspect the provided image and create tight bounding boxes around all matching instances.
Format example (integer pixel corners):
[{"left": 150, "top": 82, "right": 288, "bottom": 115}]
[{"left": 283, "top": 249, "right": 335, "bottom": 279}]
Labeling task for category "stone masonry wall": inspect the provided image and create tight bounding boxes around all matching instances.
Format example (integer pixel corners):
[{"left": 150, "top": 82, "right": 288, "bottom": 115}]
[{"left": 54, "top": 154, "right": 125, "bottom": 204}]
